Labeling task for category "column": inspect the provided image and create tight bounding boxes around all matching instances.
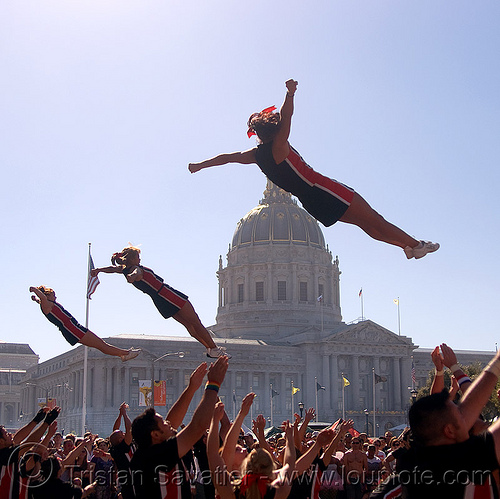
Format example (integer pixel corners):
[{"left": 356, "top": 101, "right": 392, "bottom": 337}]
[
  {"left": 106, "top": 365, "right": 113, "bottom": 407},
  {"left": 266, "top": 264, "right": 273, "bottom": 305},
  {"left": 322, "top": 354, "right": 331, "bottom": 413},
  {"left": 393, "top": 357, "right": 401, "bottom": 411},
  {"left": 400, "top": 357, "right": 411, "bottom": 408},
  {"left": 373, "top": 357, "right": 381, "bottom": 410},
  {"left": 244, "top": 266, "right": 250, "bottom": 305},
  {"left": 280, "top": 372, "right": 287, "bottom": 417},
  {"left": 76, "top": 370, "right": 81, "bottom": 409},
  {"left": 291, "top": 264, "right": 297, "bottom": 305},
  {"left": 330, "top": 355, "right": 338, "bottom": 413},
  {"left": 352, "top": 356, "right": 359, "bottom": 411},
  {"left": 263, "top": 371, "right": 270, "bottom": 416}
]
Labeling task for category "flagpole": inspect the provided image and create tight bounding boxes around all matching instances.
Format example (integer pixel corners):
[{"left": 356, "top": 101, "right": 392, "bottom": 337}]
[
  {"left": 270, "top": 384, "right": 273, "bottom": 427},
  {"left": 250, "top": 385, "right": 253, "bottom": 423},
  {"left": 372, "top": 368, "right": 376, "bottom": 438},
  {"left": 82, "top": 243, "right": 91, "bottom": 436},
  {"left": 342, "top": 373, "right": 345, "bottom": 420},
  {"left": 315, "top": 377, "right": 319, "bottom": 422},
  {"left": 396, "top": 297, "right": 401, "bottom": 336},
  {"left": 361, "top": 293, "right": 364, "bottom": 320},
  {"left": 233, "top": 390, "right": 236, "bottom": 421}
]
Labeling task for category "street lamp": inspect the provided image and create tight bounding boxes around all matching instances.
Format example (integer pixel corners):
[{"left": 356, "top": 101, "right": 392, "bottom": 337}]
[
  {"left": 410, "top": 389, "right": 418, "bottom": 404},
  {"left": 298, "top": 401, "right": 304, "bottom": 420},
  {"left": 149, "top": 351, "right": 185, "bottom": 408}
]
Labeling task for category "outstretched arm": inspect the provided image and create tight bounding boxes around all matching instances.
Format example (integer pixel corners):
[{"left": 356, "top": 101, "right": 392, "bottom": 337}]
[
  {"left": 272, "top": 79, "right": 297, "bottom": 163},
  {"left": 188, "top": 149, "right": 257, "bottom": 173},
  {"left": 29, "top": 287, "right": 49, "bottom": 307},
  {"left": 91, "top": 266, "right": 123, "bottom": 277}
]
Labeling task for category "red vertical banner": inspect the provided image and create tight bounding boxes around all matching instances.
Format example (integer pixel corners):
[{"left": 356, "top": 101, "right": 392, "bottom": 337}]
[{"left": 154, "top": 381, "right": 166, "bottom": 406}]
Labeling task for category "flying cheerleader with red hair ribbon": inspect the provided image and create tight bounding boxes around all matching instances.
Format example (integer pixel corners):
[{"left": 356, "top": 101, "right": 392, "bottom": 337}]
[{"left": 189, "top": 79, "right": 439, "bottom": 260}]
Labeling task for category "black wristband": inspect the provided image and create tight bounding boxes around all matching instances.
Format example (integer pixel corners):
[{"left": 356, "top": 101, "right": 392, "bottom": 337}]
[
  {"left": 44, "top": 408, "right": 60, "bottom": 425},
  {"left": 32, "top": 409, "right": 46, "bottom": 424}
]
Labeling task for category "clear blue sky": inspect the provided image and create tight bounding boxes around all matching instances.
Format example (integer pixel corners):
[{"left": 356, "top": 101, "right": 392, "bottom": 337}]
[{"left": 2, "top": 0, "right": 499, "bottom": 362}]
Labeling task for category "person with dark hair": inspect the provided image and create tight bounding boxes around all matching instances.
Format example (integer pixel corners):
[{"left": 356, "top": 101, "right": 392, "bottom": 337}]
[
  {"left": 0, "top": 407, "right": 60, "bottom": 499},
  {"left": 31, "top": 456, "right": 96, "bottom": 499},
  {"left": 392, "top": 347, "right": 500, "bottom": 498},
  {"left": 91, "top": 245, "right": 229, "bottom": 358},
  {"left": 30, "top": 286, "right": 140, "bottom": 361},
  {"left": 130, "top": 356, "right": 229, "bottom": 498},
  {"left": 189, "top": 79, "right": 439, "bottom": 260}
]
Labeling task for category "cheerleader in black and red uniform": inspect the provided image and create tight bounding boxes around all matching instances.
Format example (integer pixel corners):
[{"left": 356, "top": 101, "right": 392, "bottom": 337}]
[
  {"left": 30, "top": 286, "right": 140, "bottom": 361},
  {"left": 91, "top": 246, "right": 229, "bottom": 358},
  {"left": 189, "top": 79, "right": 439, "bottom": 260}
]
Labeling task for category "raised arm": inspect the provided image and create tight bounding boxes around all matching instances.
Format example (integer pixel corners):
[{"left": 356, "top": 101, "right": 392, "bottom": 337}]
[
  {"left": 272, "top": 79, "right": 297, "bottom": 163},
  {"left": 430, "top": 346, "right": 445, "bottom": 395},
  {"left": 252, "top": 414, "right": 273, "bottom": 456},
  {"left": 112, "top": 404, "right": 124, "bottom": 431},
  {"left": 167, "top": 362, "right": 207, "bottom": 429},
  {"left": 29, "top": 287, "right": 49, "bottom": 307},
  {"left": 221, "top": 392, "right": 255, "bottom": 470},
  {"left": 13, "top": 408, "right": 48, "bottom": 444},
  {"left": 295, "top": 428, "right": 334, "bottom": 475},
  {"left": 441, "top": 343, "right": 472, "bottom": 393},
  {"left": 459, "top": 350, "right": 500, "bottom": 430},
  {"left": 175, "top": 356, "right": 229, "bottom": 458},
  {"left": 297, "top": 407, "right": 315, "bottom": 444},
  {"left": 274, "top": 421, "right": 296, "bottom": 499},
  {"left": 207, "top": 402, "right": 233, "bottom": 499},
  {"left": 122, "top": 404, "right": 133, "bottom": 445},
  {"left": 322, "top": 420, "right": 353, "bottom": 467},
  {"left": 188, "top": 149, "right": 257, "bottom": 173}
]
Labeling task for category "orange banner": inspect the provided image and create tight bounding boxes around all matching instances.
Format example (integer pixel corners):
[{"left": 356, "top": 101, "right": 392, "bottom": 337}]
[{"left": 154, "top": 380, "right": 166, "bottom": 406}]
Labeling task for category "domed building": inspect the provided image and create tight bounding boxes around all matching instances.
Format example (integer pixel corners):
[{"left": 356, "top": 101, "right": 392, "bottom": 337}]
[
  {"left": 21, "top": 182, "right": 428, "bottom": 436},
  {"left": 213, "top": 181, "right": 342, "bottom": 340}
]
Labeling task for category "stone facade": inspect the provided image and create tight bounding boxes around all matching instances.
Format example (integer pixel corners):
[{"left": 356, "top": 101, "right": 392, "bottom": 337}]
[{"left": 0, "top": 341, "right": 39, "bottom": 429}]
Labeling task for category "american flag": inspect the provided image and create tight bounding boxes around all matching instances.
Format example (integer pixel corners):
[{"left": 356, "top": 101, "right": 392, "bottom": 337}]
[
  {"left": 411, "top": 359, "right": 416, "bottom": 384},
  {"left": 87, "top": 255, "right": 100, "bottom": 299}
]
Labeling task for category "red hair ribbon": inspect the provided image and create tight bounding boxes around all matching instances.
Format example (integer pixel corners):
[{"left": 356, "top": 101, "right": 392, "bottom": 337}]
[
  {"left": 240, "top": 473, "right": 269, "bottom": 497},
  {"left": 247, "top": 105, "right": 277, "bottom": 138}
]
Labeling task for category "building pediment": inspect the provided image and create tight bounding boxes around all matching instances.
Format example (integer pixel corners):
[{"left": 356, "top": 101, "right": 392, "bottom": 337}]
[{"left": 323, "top": 320, "right": 414, "bottom": 348}]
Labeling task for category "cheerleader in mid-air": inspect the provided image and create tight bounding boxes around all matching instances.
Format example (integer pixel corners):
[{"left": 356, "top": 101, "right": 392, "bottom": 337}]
[
  {"left": 189, "top": 79, "right": 439, "bottom": 260},
  {"left": 91, "top": 246, "right": 229, "bottom": 358},
  {"left": 30, "top": 286, "right": 140, "bottom": 361}
]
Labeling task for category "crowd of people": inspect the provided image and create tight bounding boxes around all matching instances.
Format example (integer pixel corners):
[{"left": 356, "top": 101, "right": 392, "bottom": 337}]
[{"left": 2, "top": 343, "right": 500, "bottom": 499}]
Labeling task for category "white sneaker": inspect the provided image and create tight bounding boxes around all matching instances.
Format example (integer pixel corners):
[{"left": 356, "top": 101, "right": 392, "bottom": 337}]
[
  {"left": 206, "top": 346, "right": 231, "bottom": 359},
  {"left": 403, "top": 246, "right": 414, "bottom": 259},
  {"left": 412, "top": 241, "right": 440, "bottom": 259},
  {"left": 121, "top": 348, "right": 141, "bottom": 362}
]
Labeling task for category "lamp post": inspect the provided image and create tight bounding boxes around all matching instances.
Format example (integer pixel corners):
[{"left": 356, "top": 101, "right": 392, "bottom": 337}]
[
  {"left": 298, "top": 401, "right": 304, "bottom": 420},
  {"left": 149, "top": 351, "right": 185, "bottom": 408}
]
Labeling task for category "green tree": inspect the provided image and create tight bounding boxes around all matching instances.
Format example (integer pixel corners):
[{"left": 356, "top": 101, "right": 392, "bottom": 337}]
[{"left": 416, "top": 362, "right": 500, "bottom": 422}]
